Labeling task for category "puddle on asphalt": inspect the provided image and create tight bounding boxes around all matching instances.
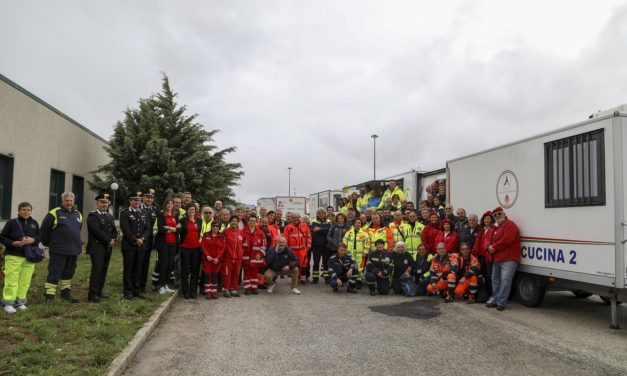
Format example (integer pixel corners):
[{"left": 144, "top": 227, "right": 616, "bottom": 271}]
[{"left": 368, "top": 299, "right": 441, "bottom": 319}]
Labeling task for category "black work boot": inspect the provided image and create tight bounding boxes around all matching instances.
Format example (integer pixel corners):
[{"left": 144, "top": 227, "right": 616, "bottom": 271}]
[
  {"left": 369, "top": 287, "right": 376, "bottom": 296},
  {"left": 44, "top": 294, "right": 55, "bottom": 303},
  {"left": 356, "top": 280, "right": 362, "bottom": 290},
  {"left": 312, "top": 277, "right": 319, "bottom": 284},
  {"left": 60, "top": 289, "right": 79, "bottom": 303},
  {"left": 347, "top": 286, "right": 357, "bottom": 294},
  {"left": 87, "top": 293, "right": 102, "bottom": 303}
]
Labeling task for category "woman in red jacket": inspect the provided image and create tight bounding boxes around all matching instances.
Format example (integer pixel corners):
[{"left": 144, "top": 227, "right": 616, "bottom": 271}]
[
  {"left": 179, "top": 206, "right": 202, "bottom": 299},
  {"left": 473, "top": 211, "right": 495, "bottom": 296},
  {"left": 436, "top": 218, "right": 458, "bottom": 253},
  {"left": 421, "top": 210, "right": 441, "bottom": 254},
  {"left": 222, "top": 216, "right": 244, "bottom": 298},
  {"left": 201, "top": 222, "right": 225, "bottom": 299},
  {"left": 242, "top": 215, "right": 267, "bottom": 295}
]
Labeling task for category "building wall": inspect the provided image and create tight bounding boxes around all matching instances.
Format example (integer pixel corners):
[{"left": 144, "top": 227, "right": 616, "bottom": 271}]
[{"left": 0, "top": 74, "right": 109, "bottom": 227}]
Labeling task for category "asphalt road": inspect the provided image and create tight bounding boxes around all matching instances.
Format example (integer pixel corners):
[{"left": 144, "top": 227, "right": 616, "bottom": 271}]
[{"left": 125, "top": 280, "right": 627, "bottom": 376}]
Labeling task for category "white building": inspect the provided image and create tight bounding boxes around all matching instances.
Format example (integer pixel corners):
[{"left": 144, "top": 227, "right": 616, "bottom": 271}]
[{"left": 0, "top": 73, "right": 109, "bottom": 225}]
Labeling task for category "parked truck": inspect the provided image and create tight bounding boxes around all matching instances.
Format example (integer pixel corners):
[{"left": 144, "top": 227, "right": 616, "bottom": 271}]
[{"left": 447, "top": 105, "right": 627, "bottom": 328}]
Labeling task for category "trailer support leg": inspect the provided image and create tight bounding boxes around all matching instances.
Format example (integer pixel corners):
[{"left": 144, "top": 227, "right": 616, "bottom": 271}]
[{"left": 610, "top": 297, "right": 620, "bottom": 329}]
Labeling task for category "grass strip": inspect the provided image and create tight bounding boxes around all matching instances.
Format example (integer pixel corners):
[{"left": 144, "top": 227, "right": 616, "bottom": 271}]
[{"left": 0, "top": 248, "right": 170, "bottom": 376}]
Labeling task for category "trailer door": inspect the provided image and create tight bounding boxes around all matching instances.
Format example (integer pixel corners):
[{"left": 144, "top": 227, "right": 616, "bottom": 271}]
[{"left": 620, "top": 115, "right": 627, "bottom": 287}]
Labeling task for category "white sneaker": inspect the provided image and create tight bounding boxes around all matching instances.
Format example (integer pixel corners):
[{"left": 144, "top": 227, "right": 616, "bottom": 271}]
[
  {"left": 267, "top": 283, "right": 275, "bottom": 293},
  {"left": 3, "top": 305, "right": 16, "bottom": 314},
  {"left": 291, "top": 288, "right": 302, "bottom": 295},
  {"left": 164, "top": 286, "right": 175, "bottom": 293},
  {"left": 16, "top": 304, "right": 27, "bottom": 311},
  {"left": 159, "top": 287, "right": 166, "bottom": 295}
]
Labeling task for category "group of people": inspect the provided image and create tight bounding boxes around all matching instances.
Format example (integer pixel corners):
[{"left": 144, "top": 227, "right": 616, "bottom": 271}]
[{"left": 1, "top": 178, "right": 521, "bottom": 314}]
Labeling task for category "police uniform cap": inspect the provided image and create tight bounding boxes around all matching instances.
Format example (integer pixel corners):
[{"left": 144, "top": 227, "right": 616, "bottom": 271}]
[
  {"left": 143, "top": 189, "right": 156, "bottom": 197},
  {"left": 95, "top": 193, "right": 110, "bottom": 202},
  {"left": 129, "top": 192, "right": 142, "bottom": 199},
  {"left": 374, "top": 239, "right": 385, "bottom": 245}
]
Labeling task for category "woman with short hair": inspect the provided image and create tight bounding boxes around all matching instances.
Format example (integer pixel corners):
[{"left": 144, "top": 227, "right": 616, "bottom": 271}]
[{"left": 0, "top": 202, "right": 41, "bottom": 313}]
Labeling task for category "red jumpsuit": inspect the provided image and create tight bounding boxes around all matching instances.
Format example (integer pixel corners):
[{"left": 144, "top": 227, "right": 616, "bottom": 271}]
[
  {"left": 283, "top": 222, "right": 312, "bottom": 282},
  {"left": 222, "top": 227, "right": 244, "bottom": 293},
  {"left": 454, "top": 254, "right": 481, "bottom": 299},
  {"left": 243, "top": 227, "right": 267, "bottom": 292},
  {"left": 201, "top": 233, "right": 225, "bottom": 297},
  {"left": 267, "top": 224, "right": 279, "bottom": 247}
]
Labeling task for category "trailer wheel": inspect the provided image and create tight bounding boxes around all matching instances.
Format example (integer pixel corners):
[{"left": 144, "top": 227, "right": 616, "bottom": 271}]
[
  {"left": 516, "top": 274, "right": 545, "bottom": 307},
  {"left": 599, "top": 296, "right": 623, "bottom": 305},
  {"left": 572, "top": 290, "right": 593, "bottom": 299}
]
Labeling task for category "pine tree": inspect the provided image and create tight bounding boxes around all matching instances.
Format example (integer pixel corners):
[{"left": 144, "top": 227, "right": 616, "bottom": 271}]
[{"left": 89, "top": 74, "right": 243, "bottom": 207}]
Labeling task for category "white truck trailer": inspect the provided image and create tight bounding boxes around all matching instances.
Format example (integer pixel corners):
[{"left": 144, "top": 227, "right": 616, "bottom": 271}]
[
  {"left": 256, "top": 197, "right": 276, "bottom": 213},
  {"left": 447, "top": 105, "right": 627, "bottom": 328},
  {"left": 275, "top": 196, "right": 307, "bottom": 218},
  {"left": 309, "top": 190, "right": 343, "bottom": 213}
]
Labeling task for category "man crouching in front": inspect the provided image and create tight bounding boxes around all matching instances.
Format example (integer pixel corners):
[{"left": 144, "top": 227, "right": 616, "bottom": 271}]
[
  {"left": 264, "top": 236, "right": 301, "bottom": 295},
  {"left": 328, "top": 243, "right": 358, "bottom": 294}
]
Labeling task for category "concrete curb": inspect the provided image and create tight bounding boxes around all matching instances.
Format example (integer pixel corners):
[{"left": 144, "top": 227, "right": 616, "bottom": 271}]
[{"left": 106, "top": 292, "right": 179, "bottom": 376}]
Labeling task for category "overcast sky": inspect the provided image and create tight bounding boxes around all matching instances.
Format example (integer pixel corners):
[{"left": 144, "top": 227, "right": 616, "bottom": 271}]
[{"left": 2, "top": 1, "right": 627, "bottom": 204}]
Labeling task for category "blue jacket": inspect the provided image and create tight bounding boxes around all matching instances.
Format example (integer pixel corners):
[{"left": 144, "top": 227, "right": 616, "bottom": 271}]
[
  {"left": 367, "top": 196, "right": 381, "bottom": 209},
  {"left": 41, "top": 207, "right": 82, "bottom": 256},
  {"left": 265, "top": 245, "right": 299, "bottom": 272},
  {"left": 0, "top": 216, "right": 41, "bottom": 257}
]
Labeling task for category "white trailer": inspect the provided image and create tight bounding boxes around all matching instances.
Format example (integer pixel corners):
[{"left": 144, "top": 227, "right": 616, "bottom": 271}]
[
  {"left": 381, "top": 170, "right": 419, "bottom": 205},
  {"left": 256, "top": 197, "right": 276, "bottom": 213},
  {"left": 309, "top": 190, "right": 343, "bottom": 212},
  {"left": 275, "top": 196, "right": 307, "bottom": 218},
  {"left": 417, "top": 168, "right": 447, "bottom": 202},
  {"left": 447, "top": 105, "right": 627, "bottom": 328}
]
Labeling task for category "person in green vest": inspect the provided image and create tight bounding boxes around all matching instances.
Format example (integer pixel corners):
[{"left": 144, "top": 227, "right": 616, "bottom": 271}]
[{"left": 379, "top": 180, "right": 405, "bottom": 208}]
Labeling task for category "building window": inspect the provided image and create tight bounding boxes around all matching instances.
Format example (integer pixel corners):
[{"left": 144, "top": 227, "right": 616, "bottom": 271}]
[
  {"left": 544, "top": 129, "right": 605, "bottom": 207},
  {"left": 49, "top": 169, "right": 65, "bottom": 210},
  {"left": 72, "top": 175, "right": 84, "bottom": 213},
  {"left": 0, "top": 155, "right": 14, "bottom": 220}
]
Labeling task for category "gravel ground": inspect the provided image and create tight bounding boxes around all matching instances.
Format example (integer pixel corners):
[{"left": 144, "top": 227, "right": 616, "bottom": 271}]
[{"left": 124, "top": 280, "right": 627, "bottom": 376}]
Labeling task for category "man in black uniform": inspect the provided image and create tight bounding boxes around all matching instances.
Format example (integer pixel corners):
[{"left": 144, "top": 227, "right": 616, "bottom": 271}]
[
  {"left": 120, "top": 192, "right": 151, "bottom": 300},
  {"left": 365, "top": 239, "right": 394, "bottom": 296},
  {"left": 41, "top": 192, "right": 83, "bottom": 303},
  {"left": 86, "top": 193, "right": 117, "bottom": 302},
  {"left": 328, "top": 243, "right": 358, "bottom": 293},
  {"left": 391, "top": 241, "right": 414, "bottom": 295},
  {"left": 310, "top": 208, "right": 331, "bottom": 284},
  {"left": 139, "top": 189, "right": 158, "bottom": 293}
]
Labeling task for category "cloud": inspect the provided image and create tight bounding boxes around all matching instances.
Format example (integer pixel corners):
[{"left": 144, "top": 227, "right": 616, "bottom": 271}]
[{"left": 1, "top": 0, "right": 626, "bottom": 204}]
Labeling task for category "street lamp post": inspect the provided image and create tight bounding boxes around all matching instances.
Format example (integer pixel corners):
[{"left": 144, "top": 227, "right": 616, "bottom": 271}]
[
  {"left": 288, "top": 167, "right": 292, "bottom": 197},
  {"left": 110, "top": 182, "right": 119, "bottom": 219},
  {"left": 371, "top": 134, "right": 379, "bottom": 180}
]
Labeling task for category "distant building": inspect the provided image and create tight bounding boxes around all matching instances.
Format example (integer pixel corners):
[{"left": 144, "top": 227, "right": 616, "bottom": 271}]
[{"left": 0, "top": 73, "right": 109, "bottom": 226}]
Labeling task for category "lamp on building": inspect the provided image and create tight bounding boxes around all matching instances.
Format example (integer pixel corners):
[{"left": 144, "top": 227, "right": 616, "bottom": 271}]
[{"left": 110, "top": 182, "right": 119, "bottom": 219}]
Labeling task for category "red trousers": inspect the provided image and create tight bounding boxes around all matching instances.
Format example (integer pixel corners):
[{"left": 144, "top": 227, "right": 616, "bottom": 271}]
[
  {"left": 243, "top": 265, "right": 260, "bottom": 291},
  {"left": 293, "top": 248, "right": 308, "bottom": 281},
  {"left": 222, "top": 261, "right": 242, "bottom": 292}
]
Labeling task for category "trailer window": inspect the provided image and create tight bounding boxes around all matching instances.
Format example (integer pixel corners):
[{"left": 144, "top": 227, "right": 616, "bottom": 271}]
[{"left": 545, "top": 129, "right": 605, "bottom": 207}]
